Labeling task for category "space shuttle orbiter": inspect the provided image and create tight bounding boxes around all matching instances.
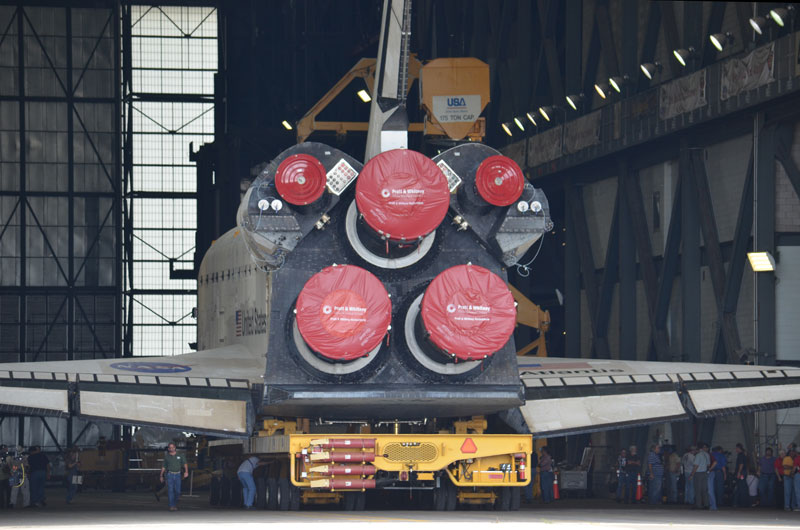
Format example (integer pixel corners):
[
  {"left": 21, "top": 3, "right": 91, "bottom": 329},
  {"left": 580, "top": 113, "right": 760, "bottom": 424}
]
[{"left": 2, "top": 0, "right": 800, "bottom": 440}]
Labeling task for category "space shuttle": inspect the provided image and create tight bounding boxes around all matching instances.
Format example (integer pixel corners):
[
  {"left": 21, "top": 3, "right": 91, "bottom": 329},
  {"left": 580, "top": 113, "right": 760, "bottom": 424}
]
[{"left": 2, "top": 0, "right": 800, "bottom": 441}]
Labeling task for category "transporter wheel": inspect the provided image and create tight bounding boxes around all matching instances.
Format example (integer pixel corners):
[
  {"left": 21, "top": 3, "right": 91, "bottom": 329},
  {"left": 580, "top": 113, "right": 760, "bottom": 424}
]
[
  {"left": 289, "top": 483, "right": 301, "bottom": 511},
  {"left": 266, "top": 477, "right": 278, "bottom": 510},
  {"left": 445, "top": 480, "right": 458, "bottom": 511},
  {"left": 510, "top": 486, "right": 521, "bottom": 511},
  {"left": 277, "top": 477, "right": 290, "bottom": 511},
  {"left": 342, "top": 491, "right": 357, "bottom": 511},
  {"left": 433, "top": 484, "right": 447, "bottom": 511},
  {"left": 354, "top": 491, "right": 366, "bottom": 511},
  {"left": 495, "top": 487, "right": 511, "bottom": 511},
  {"left": 255, "top": 476, "right": 267, "bottom": 509}
]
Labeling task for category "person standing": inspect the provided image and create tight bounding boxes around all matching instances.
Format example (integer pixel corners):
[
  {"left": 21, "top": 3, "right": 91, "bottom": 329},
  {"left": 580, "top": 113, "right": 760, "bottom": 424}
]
[
  {"left": 8, "top": 451, "right": 29, "bottom": 509},
  {"left": 624, "top": 446, "right": 641, "bottom": 504},
  {"left": 793, "top": 448, "right": 800, "bottom": 512},
  {"left": 27, "top": 446, "right": 50, "bottom": 507},
  {"left": 782, "top": 448, "right": 795, "bottom": 511},
  {"left": 647, "top": 444, "right": 664, "bottom": 504},
  {"left": 758, "top": 448, "right": 776, "bottom": 507},
  {"left": 708, "top": 446, "right": 727, "bottom": 510},
  {"left": 237, "top": 456, "right": 265, "bottom": 509},
  {"left": 0, "top": 446, "right": 10, "bottom": 509},
  {"left": 64, "top": 449, "right": 80, "bottom": 504},
  {"left": 734, "top": 444, "right": 749, "bottom": 507},
  {"left": 615, "top": 448, "right": 627, "bottom": 502},
  {"left": 539, "top": 447, "right": 554, "bottom": 504},
  {"left": 681, "top": 446, "right": 696, "bottom": 505},
  {"left": 159, "top": 443, "right": 189, "bottom": 511},
  {"left": 689, "top": 443, "right": 710, "bottom": 509},
  {"left": 665, "top": 447, "right": 681, "bottom": 504}
]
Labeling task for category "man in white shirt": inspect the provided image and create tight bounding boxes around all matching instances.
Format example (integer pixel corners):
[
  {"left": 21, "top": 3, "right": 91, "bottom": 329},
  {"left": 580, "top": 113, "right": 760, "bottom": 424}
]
[{"left": 237, "top": 456, "right": 266, "bottom": 509}]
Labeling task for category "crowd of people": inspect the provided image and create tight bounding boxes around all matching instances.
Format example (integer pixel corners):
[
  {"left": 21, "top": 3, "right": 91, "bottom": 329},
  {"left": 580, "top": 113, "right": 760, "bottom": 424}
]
[{"left": 607, "top": 442, "right": 800, "bottom": 510}]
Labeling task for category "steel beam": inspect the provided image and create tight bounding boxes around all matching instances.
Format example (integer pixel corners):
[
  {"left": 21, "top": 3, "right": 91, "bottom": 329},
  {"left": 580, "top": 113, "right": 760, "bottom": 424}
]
[
  {"left": 596, "top": 190, "right": 619, "bottom": 358},
  {"left": 755, "top": 124, "right": 776, "bottom": 362},
  {"left": 566, "top": 180, "right": 611, "bottom": 358},
  {"left": 680, "top": 143, "right": 701, "bottom": 362},
  {"left": 565, "top": 183, "right": 582, "bottom": 358},
  {"left": 564, "top": 0, "right": 582, "bottom": 96},
  {"left": 776, "top": 123, "right": 800, "bottom": 201},
  {"left": 618, "top": 173, "right": 636, "bottom": 360},
  {"left": 595, "top": 0, "right": 620, "bottom": 78},
  {"left": 621, "top": 164, "right": 670, "bottom": 360}
]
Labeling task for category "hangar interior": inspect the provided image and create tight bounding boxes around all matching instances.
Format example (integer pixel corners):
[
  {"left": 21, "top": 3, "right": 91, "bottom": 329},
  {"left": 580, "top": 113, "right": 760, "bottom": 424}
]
[{"left": 0, "top": 0, "right": 799, "bottom": 495}]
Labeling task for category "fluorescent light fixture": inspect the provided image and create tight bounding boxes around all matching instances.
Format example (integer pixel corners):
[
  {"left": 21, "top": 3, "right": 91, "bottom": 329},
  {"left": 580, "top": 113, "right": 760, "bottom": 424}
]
[
  {"left": 749, "top": 16, "right": 767, "bottom": 35},
  {"left": 594, "top": 83, "right": 609, "bottom": 99},
  {"left": 673, "top": 47, "right": 695, "bottom": 67},
  {"left": 526, "top": 112, "right": 537, "bottom": 126},
  {"left": 709, "top": 32, "right": 733, "bottom": 52},
  {"left": 640, "top": 62, "right": 662, "bottom": 80},
  {"left": 769, "top": 7, "right": 792, "bottom": 27},
  {"left": 565, "top": 93, "right": 584, "bottom": 111},
  {"left": 747, "top": 251, "right": 776, "bottom": 272},
  {"left": 514, "top": 117, "right": 525, "bottom": 131},
  {"left": 538, "top": 106, "right": 552, "bottom": 122},
  {"left": 502, "top": 123, "right": 513, "bottom": 136},
  {"left": 609, "top": 76, "right": 628, "bottom": 93},
  {"left": 281, "top": 120, "right": 293, "bottom": 130},
  {"left": 357, "top": 89, "right": 371, "bottom": 102}
]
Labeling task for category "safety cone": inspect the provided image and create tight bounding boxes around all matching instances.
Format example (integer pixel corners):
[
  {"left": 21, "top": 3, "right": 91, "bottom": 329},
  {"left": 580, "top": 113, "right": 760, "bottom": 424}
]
[
  {"left": 635, "top": 473, "right": 643, "bottom": 501},
  {"left": 553, "top": 472, "right": 560, "bottom": 500}
]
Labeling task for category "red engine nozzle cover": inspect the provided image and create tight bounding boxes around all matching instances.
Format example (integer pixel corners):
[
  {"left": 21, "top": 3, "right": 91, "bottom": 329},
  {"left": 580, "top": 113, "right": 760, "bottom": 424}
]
[
  {"left": 421, "top": 264, "right": 516, "bottom": 361},
  {"left": 475, "top": 155, "right": 525, "bottom": 206},
  {"left": 295, "top": 264, "right": 391, "bottom": 362},
  {"left": 275, "top": 153, "right": 327, "bottom": 205},
  {"left": 355, "top": 149, "right": 450, "bottom": 241}
]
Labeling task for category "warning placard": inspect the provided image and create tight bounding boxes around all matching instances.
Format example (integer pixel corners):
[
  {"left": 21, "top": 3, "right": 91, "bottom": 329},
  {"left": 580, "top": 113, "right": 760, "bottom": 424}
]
[
  {"left": 436, "top": 160, "right": 462, "bottom": 192},
  {"left": 326, "top": 158, "right": 358, "bottom": 195},
  {"left": 432, "top": 95, "right": 481, "bottom": 124}
]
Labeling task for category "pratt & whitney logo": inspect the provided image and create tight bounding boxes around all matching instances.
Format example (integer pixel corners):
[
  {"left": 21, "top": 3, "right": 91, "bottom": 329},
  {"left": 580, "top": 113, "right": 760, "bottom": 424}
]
[{"left": 235, "top": 308, "right": 267, "bottom": 337}]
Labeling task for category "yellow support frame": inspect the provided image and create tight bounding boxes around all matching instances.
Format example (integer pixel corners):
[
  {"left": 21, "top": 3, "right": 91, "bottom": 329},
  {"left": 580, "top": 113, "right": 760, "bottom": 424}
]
[{"left": 288, "top": 433, "right": 531, "bottom": 489}]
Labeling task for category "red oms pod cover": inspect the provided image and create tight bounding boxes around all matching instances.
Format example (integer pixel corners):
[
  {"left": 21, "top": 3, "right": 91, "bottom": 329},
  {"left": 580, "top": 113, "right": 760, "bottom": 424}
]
[
  {"left": 295, "top": 264, "right": 391, "bottom": 361},
  {"left": 475, "top": 155, "right": 525, "bottom": 206},
  {"left": 355, "top": 149, "right": 450, "bottom": 240},
  {"left": 275, "top": 153, "right": 327, "bottom": 205},
  {"left": 421, "top": 264, "right": 516, "bottom": 361}
]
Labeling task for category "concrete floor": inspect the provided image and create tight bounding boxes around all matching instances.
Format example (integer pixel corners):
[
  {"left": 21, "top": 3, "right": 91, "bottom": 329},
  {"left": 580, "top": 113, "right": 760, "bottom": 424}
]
[{"left": 5, "top": 490, "right": 800, "bottom": 529}]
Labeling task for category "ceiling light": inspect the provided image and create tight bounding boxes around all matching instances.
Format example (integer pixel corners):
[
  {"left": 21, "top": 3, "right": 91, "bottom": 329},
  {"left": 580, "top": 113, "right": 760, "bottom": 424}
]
[
  {"left": 565, "top": 93, "right": 584, "bottom": 111},
  {"left": 640, "top": 62, "right": 662, "bottom": 80},
  {"left": 608, "top": 75, "right": 629, "bottom": 93},
  {"left": 538, "top": 106, "right": 552, "bottom": 122},
  {"left": 769, "top": 7, "right": 794, "bottom": 27},
  {"left": 514, "top": 117, "right": 525, "bottom": 131},
  {"left": 281, "top": 120, "right": 293, "bottom": 130},
  {"left": 594, "top": 82, "right": 609, "bottom": 99},
  {"left": 673, "top": 47, "right": 695, "bottom": 67},
  {"left": 502, "top": 123, "right": 513, "bottom": 136},
  {"left": 709, "top": 32, "right": 734, "bottom": 52},
  {"left": 749, "top": 16, "right": 767, "bottom": 35},
  {"left": 357, "top": 89, "right": 371, "bottom": 102},
  {"left": 526, "top": 112, "right": 537, "bottom": 126},
  {"left": 747, "top": 251, "right": 776, "bottom": 272}
]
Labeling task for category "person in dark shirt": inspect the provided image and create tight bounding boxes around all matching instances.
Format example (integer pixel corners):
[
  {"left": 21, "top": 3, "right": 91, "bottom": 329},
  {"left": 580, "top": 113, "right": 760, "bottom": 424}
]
[
  {"left": 647, "top": 444, "right": 664, "bottom": 505},
  {"left": 624, "top": 445, "right": 641, "bottom": 504},
  {"left": 758, "top": 447, "right": 776, "bottom": 507},
  {"left": 734, "top": 443, "right": 749, "bottom": 507},
  {"left": 27, "top": 446, "right": 50, "bottom": 508},
  {"left": 539, "top": 447, "right": 554, "bottom": 504},
  {"left": 708, "top": 446, "right": 727, "bottom": 510}
]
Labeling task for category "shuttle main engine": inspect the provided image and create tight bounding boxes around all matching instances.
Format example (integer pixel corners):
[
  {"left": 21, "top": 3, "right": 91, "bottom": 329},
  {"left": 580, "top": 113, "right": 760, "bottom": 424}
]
[{"left": 238, "top": 142, "right": 552, "bottom": 420}]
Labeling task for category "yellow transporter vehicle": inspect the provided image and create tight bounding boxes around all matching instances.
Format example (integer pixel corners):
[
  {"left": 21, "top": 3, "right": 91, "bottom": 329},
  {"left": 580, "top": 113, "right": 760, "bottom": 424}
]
[{"left": 234, "top": 417, "right": 531, "bottom": 511}]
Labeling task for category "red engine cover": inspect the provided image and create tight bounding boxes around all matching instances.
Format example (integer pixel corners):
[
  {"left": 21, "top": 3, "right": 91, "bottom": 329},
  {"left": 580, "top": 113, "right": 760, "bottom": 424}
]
[
  {"left": 421, "top": 264, "right": 517, "bottom": 361},
  {"left": 295, "top": 265, "right": 391, "bottom": 361},
  {"left": 355, "top": 149, "right": 450, "bottom": 241},
  {"left": 475, "top": 155, "right": 525, "bottom": 206},
  {"left": 275, "top": 153, "right": 327, "bottom": 205}
]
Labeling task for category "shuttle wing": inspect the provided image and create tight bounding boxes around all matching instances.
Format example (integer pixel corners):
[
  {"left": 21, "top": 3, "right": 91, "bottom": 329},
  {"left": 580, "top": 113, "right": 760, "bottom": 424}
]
[
  {"left": 0, "top": 346, "right": 264, "bottom": 436},
  {"left": 518, "top": 357, "right": 800, "bottom": 437}
]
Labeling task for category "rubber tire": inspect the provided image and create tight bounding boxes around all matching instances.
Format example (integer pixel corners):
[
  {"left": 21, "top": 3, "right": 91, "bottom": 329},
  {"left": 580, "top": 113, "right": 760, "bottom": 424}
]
[
  {"left": 209, "top": 477, "right": 220, "bottom": 506},
  {"left": 255, "top": 476, "right": 267, "bottom": 509},
  {"left": 496, "top": 487, "right": 511, "bottom": 511},
  {"left": 277, "top": 477, "right": 291, "bottom": 511},
  {"left": 433, "top": 484, "right": 447, "bottom": 511},
  {"left": 266, "top": 477, "right": 278, "bottom": 510},
  {"left": 289, "top": 484, "right": 301, "bottom": 511},
  {"left": 445, "top": 481, "right": 457, "bottom": 511},
  {"left": 342, "top": 491, "right": 357, "bottom": 511},
  {"left": 354, "top": 491, "right": 366, "bottom": 511},
  {"left": 510, "top": 487, "right": 521, "bottom": 511}
]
